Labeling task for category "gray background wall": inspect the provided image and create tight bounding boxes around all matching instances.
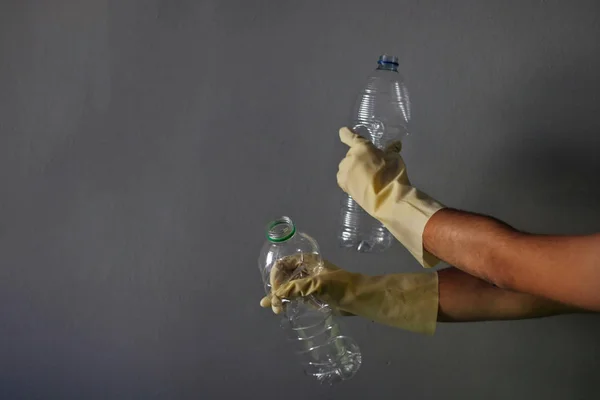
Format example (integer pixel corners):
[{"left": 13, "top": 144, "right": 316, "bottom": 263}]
[{"left": 1, "top": 1, "right": 599, "bottom": 399}]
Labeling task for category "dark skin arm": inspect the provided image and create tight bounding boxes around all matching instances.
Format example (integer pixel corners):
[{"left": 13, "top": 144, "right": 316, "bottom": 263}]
[
  {"left": 425, "top": 208, "right": 600, "bottom": 312},
  {"left": 338, "top": 267, "right": 578, "bottom": 322},
  {"left": 437, "top": 267, "right": 580, "bottom": 322},
  {"left": 261, "top": 256, "right": 582, "bottom": 323}
]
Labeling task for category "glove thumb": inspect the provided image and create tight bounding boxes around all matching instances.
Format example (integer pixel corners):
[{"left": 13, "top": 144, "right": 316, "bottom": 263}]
[
  {"left": 384, "top": 140, "right": 402, "bottom": 154},
  {"left": 339, "top": 127, "right": 369, "bottom": 148}
]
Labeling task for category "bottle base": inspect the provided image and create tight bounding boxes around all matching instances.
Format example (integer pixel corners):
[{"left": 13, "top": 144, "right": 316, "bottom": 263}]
[
  {"left": 283, "top": 300, "right": 362, "bottom": 385},
  {"left": 338, "top": 228, "right": 393, "bottom": 253},
  {"left": 339, "top": 196, "right": 393, "bottom": 253},
  {"left": 305, "top": 340, "right": 362, "bottom": 385}
]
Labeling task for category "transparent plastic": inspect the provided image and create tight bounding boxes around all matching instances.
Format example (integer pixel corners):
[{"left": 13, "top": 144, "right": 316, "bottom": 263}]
[
  {"left": 339, "top": 54, "right": 411, "bottom": 253},
  {"left": 258, "top": 217, "right": 361, "bottom": 384}
]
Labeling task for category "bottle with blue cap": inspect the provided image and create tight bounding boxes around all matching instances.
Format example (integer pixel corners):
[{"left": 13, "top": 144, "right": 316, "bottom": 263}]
[{"left": 339, "top": 54, "right": 411, "bottom": 253}]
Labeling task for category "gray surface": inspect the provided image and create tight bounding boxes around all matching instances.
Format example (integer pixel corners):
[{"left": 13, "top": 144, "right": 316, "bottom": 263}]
[{"left": 1, "top": 0, "right": 599, "bottom": 399}]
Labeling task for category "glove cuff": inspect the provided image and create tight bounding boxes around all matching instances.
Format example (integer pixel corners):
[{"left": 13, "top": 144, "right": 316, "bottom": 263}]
[
  {"left": 374, "top": 184, "right": 445, "bottom": 268},
  {"left": 346, "top": 272, "right": 439, "bottom": 335}
]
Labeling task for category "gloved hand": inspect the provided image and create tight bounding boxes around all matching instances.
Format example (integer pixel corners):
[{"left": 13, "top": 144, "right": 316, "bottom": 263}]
[
  {"left": 260, "top": 254, "right": 439, "bottom": 335},
  {"left": 337, "top": 127, "right": 445, "bottom": 268}
]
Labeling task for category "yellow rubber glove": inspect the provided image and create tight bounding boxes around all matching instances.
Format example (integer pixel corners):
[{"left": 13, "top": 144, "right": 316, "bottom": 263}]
[
  {"left": 260, "top": 254, "right": 439, "bottom": 335},
  {"left": 337, "top": 127, "right": 445, "bottom": 268}
]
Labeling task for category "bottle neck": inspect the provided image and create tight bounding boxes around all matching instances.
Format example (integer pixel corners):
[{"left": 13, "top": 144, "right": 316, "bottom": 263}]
[
  {"left": 266, "top": 216, "right": 296, "bottom": 243},
  {"left": 377, "top": 63, "right": 399, "bottom": 72},
  {"left": 377, "top": 55, "right": 399, "bottom": 72}
]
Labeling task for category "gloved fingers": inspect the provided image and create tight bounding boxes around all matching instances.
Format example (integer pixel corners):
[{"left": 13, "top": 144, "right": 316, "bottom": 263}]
[
  {"left": 339, "top": 127, "right": 369, "bottom": 148},
  {"left": 336, "top": 158, "right": 350, "bottom": 192},
  {"left": 259, "top": 295, "right": 271, "bottom": 308},
  {"left": 263, "top": 277, "right": 323, "bottom": 315},
  {"left": 260, "top": 293, "right": 284, "bottom": 315},
  {"left": 269, "top": 254, "right": 304, "bottom": 291},
  {"left": 264, "top": 254, "right": 325, "bottom": 315},
  {"left": 270, "top": 294, "right": 284, "bottom": 314},
  {"left": 337, "top": 143, "right": 381, "bottom": 193},
  {"left": 274, "top": 276, "right": 319, "bottom": 300},
  {"left": 269, "top": 253, "right": 323, "bottom": 290}
]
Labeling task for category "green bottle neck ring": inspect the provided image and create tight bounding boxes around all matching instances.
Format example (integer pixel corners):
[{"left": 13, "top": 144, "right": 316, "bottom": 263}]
[{"left": 266, "top": 216, "right": 296, "bottom": 243}]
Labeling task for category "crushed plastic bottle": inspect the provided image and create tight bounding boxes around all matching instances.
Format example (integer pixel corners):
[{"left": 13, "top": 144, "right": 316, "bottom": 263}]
[
  {"left": 259, "top": 216, "right": 361, "bottom": 384},
  {"left": 338, "top": 54, "right": 411, "bottom": 253}
]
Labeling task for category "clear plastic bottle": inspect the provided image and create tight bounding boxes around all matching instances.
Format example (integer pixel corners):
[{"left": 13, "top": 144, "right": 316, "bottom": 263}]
[
  {"left": 339, "top": 54, "right": 411, "bottom": 253},
  {"left": 258, "top": 216, "right": 361, "bottom": 384}
]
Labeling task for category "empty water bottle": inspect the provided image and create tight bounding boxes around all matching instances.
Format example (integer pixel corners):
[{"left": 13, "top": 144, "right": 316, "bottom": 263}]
[
  {"left": 339, "top": 54, "right": 411, "bottom": 253},
  {"left": 258, "top": 216, "right": 361, "bottom": 384}
]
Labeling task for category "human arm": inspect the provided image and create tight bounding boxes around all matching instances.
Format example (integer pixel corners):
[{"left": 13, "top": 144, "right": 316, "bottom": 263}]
[
  {"left": 259, "top": 257, "right": 581, "bottom": 334},
  {"left": 336, "top": 127, "right": 600, "bottom": 311},
  {"left": 260, "top": 255, "right": 438, "bottom": 335},
  {"left": 425, "top": 209, "right": 600, "bottom": 312},
  {"left": 436, "top": 266, "right": 580, "bottom": 322}
]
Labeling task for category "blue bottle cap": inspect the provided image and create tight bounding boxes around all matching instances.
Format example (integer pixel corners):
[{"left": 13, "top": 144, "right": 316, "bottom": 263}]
[{"left": 378, "top": 55, "right": 399, "bottom": 66}]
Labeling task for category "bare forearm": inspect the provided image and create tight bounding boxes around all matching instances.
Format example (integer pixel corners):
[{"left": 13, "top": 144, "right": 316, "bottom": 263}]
[
  {"left": 437, "top": 267, "right": 580, "bottom": 322},
  {"left": 425, "top": 208, "right": 600, "bottom": 310},
  {"left": 424, "top": 209, "right": 518, "bottom": 284}
]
